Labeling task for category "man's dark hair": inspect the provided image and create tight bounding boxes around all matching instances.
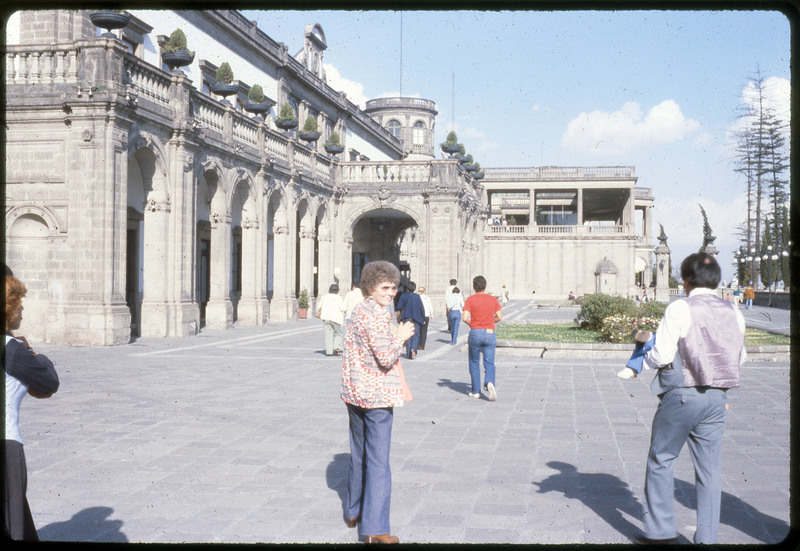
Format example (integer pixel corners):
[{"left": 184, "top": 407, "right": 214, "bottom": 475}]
[
  {"left": 681, "top": 252, "right": 721, "bottom": 290},
  {"left": 329, "top": 284, "right": 339, "bottom": 294},
  {"left": 452, "top": 287, "right": 460, "bottom": 294},
  {"left": 450, "top": 279, "right": 457, "bottom": 285},
  {"left": 406, "top": 281, "right": 416, "bottom": 293},
  {"left": 472, "top": 275, "right": 487, "bottom": 292}
]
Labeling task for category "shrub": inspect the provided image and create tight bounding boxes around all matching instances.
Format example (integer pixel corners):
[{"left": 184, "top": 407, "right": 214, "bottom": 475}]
[
  {"left": 600, "top": 314, "right": 661, "bottom": 343},
  {"left": 302, "top": 115, "right": 318, "bottom": 133},
  {"left": 575, "top": 293, "right": 637, "bottom": 331},
  {"left": 163, "top": 28, "right": 190, "bottom": 54},
  {"left": 297, "top": 288, "right": 310, "bottom": 308},
  {"left": 440, "top": 130, "right": 458, "bottom": 148},
  {"left": 215, "top": 61, "right": 234, "bottom": 84},
  {"left": 639, "top": 300, "right": 667, "bottom": 320},
  {"left": 325, "top": 131, "right": 341, "bottom": 146},
  {"left": 277, "top": 102, "right": 295, "bottom": 122},
  {"left": 248, "top": 84, "right": 265, "bottom": 103}
]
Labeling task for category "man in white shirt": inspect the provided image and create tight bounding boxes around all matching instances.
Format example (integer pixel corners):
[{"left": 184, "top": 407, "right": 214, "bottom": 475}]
[
  {"left": 344, "top": 283, "right": 364, "bottom": 321},
  {"left": 634, "top": 253, "right": 745, "bottom": 545}
]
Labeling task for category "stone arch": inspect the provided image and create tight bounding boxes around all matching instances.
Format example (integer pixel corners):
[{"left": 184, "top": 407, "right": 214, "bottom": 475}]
[
  {"left": 349, "top": 205, "right": 422, "bottom": 285},
  {"left": 6, "top": 205, "right": 59, "bottom": 237}
]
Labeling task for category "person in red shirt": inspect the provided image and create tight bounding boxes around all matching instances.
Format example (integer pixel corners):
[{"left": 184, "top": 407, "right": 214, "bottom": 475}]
[{"left": 462, "top": 275, "right": 503, "bottom": 401}]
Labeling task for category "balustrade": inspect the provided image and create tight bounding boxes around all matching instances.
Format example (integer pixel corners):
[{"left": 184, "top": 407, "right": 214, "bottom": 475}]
[
  {"left": 485, "top": 224, "right": 632, "bottom": 237},
  {"left": 125, "top": 57, "right": 171, "bottom": 107},
  {"left": 483, "top": 166, "right": 635, "bottom": 180},
  {"left": 6, "top": 46, "right": 79, "bottom": 85}
]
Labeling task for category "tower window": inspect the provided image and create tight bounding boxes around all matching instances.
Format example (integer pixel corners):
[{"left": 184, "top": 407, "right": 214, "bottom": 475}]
[
  {"left": 387, "top": 119, "right": 401, "bottom": 139},
  {"left": 413, "top": 121, "right": 425, "bottom": 145}
]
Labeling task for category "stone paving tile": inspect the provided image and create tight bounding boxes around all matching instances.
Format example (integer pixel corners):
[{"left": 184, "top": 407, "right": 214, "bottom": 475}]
[{"left": 16, "top": 303, "right": 793, "bottom": 544}]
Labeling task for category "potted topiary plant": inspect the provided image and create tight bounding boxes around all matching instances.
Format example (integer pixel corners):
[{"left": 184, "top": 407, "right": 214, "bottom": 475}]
[
  {"left": 297, "top": 287, "right": 310, "bottom": 319},
  {"left": 324, "top": 131, "right": 344, "bottom": 154},
  {"left": 441, "top": 130, "right": 461, "bottom": 155},
  {"left": 161, "top": 29, "right": 194, "bottom": 72},
  {"left": 298, "top": 115, "right": 321, "bottom": 142},
  {"left": 243, "top": 84, "right": 276, "bottom": 118},
  {"left": 275, "top": 102, "right": 298, "bottom": 131},
  {"left": 89, "top": 10, "right": 130, "bottom": 38},
  {"left": 461, "top": 154, "right": 478, "bottom": 171},
  {"left": 470, "top": 162, "right": 484, "bottom": 179},
  {"left": 209, "top": 62, "right": 238, "bottom": 98},
  {"left": 456, "top": 145, "right": 470, "bottom": 163}
]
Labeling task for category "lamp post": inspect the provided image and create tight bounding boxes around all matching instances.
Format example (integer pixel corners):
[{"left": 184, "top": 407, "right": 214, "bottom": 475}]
[{"left": 762, "top": 246, "right": 775, "bottom": 307}]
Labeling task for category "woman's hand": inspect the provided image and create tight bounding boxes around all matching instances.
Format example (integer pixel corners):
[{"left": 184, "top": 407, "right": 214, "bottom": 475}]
[{"left": 396, "top": 321, "right": 415, "bottom": 343}]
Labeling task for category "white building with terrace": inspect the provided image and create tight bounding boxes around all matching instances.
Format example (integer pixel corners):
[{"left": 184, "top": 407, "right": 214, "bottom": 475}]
[{"left": 4, "top": 9, "right": 655, "bottom": 346}]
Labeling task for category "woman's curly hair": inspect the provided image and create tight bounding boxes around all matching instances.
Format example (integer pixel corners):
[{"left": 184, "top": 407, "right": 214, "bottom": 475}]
[
  {"left": 5, "top": 275, "right": 26, "bottom": 332},
  {"left": 360, "top": 261, "right": 400, "bottom": 296}
]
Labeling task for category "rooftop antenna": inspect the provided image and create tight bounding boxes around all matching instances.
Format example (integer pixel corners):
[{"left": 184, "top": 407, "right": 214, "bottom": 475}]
[
  {"left": 451, "top": 72, "right": 455, "bottom": 131},
  {"left": 400, "top": 12, "right": 403, "bottom": 96}
]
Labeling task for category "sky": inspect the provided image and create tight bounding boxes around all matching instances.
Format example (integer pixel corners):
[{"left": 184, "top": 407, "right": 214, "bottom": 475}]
[{"left": 246, "top": 9, "right": 791, "bottom": 283}]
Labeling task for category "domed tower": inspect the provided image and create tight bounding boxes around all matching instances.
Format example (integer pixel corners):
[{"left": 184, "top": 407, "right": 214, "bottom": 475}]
[{"left": 363, "top": 97, "right": 438, "bottom": 159}]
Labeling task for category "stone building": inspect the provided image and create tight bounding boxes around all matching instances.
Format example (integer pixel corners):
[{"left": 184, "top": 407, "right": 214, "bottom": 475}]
[{"left": 4, "top": 9, "right": 654, "bottom": 346}]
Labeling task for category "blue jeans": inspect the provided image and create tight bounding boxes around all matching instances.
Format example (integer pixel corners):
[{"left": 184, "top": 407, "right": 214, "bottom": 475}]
[
  {"left": 468, "top": 328, "right": 496, "bottom": 393},
  {"left": 403, "top": 320, "right": 422, "bottom": 358},
  {"left": 626, "top": 333, "right": 656, "bottom": 374},
  {"left": 745, "top": 298, "right": 753, "bottom": 309},
  {"left": 448, "top": 310, "right": 461, "bottom": 345},
  {"left": 643, "top": 388, "right": 727, "bottom": 543},
  {"left": 346, "top": 404, "right": 393, "bottom": 536}
]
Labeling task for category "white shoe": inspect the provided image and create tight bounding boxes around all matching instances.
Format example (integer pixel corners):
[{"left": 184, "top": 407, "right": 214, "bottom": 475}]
[
  {"left": 617, "top": 367, "right": 637, "bottom": 380},
  {"left": 486, "top": 382, "right": 497, "bottom": 402},
  {"left": 468, "top": 392, "right": 480, "bottom": 399}
]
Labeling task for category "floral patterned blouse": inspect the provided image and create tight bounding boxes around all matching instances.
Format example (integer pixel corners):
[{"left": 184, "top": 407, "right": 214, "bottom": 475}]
[{"left": 340, "top": 296, "right": 406, "bottom": 408}]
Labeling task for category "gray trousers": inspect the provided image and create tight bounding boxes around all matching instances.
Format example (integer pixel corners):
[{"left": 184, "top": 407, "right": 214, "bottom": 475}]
[
  {"left": 643, "top": 387, "right": 727, "bottom": 543},
  {"left": 323, "top": 320, "right": 342, "bottom": 355}
]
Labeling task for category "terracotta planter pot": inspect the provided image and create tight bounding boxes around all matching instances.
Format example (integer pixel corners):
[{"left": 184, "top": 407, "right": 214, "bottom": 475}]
[{"left": 298, "top": 307, "right": 308, "bottom": 319}]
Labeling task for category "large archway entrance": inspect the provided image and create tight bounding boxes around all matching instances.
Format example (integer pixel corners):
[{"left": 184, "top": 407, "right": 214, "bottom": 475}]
[{"left": 351, "top": 208, "right": 419, "bottom": 285}]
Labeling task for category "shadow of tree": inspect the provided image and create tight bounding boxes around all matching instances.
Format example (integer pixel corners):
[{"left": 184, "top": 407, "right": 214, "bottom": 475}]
[
  {"left": 37, "top": 506, "right": 127, "bottom": 542},
  {"left": 436, "top": 378, "right": 472, "bottom": 396},
  {"left": 674, "top": 478, "right": 789, "bottom": 544},
  {"left": 326, "top": 452, "right": 351, "bottom": 516}
]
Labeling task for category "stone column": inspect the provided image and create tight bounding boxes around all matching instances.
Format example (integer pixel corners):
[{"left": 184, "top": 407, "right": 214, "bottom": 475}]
[
  {"left": 298, "top": 226, "right": 316, "bottom": 298},
  {"left": 204, "top": 211, "right": 233, "bottom": 329},
  {"left": 654, "top": 231, "right": 672, "bottom": 303},
  {"left": 269, "top": 210, "right": 295, "bottom": 321},
  {"left": 236, "top": 218, "right": 267, "bottom": 325},
  {"left": 317, "top": 224, "right": 334, "bottom": 291},
  {"left": 577, "top": 187, "right": 584, "bottom": 225}
]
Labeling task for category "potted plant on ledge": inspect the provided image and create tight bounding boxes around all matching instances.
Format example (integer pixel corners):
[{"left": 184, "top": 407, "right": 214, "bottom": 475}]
[
  {"left": 441, "top": 130, "right": 461, "bottom": 155},
  {"left": 209, "top": 62, "right": 238, "bottom": 99},
  {"left": 470, "top": 162, "right": 484, "bottom": 180},
  {"left": 324, "top": 131, "right": 344, "bottom": 155},
  {"left": 297, "top": 288, "right": 310, "bottom": 319},
  {"left": 275, "top": 103, "right": 298, "bottom": 131},
  {"left": 456, "top": 146, "right": 469, "bottom": 163},
  {"left": 298, "top": 115, "right": 321, "bottom": 142},
  {"left": 462, "top": 154, "right": 478, "bottom": 172},
  {"left": 161, "top": 29, "right": 194, "bottom": 73},
  {"left": 243, "top": 84, "right": 276, "bottom": 119}
]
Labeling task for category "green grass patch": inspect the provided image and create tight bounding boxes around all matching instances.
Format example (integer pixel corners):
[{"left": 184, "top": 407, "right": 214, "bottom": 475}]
[
  {"left": 497, "top": 323, "right": 790, "bottom": 346},
  {"left": 745, "top": 328, "right": 791, "bottom": 346},
  {"left": 496, "top": 323, "right": 603, "bottom": 343}
]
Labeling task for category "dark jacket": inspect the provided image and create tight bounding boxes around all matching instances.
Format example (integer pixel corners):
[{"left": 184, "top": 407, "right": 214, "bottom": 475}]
[{"left": 3, "top": 338, "right": 60, "bottom": 395}]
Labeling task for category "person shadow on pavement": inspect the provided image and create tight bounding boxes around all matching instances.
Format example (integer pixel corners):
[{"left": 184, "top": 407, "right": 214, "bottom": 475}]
[
  {"left": 37, "top": 506, "right": 127, "bottom": 542},
  {"left": 326, "top": 452, "right": 351, "bottom": 516},
  {"left": 532, "top": 461, "right": 685, "bottom": 542},
  {"left": 436, "top": 378, "right": 472, "bottom": 396},
  {"left": 673, "top": 478, "right": 789, "bottom": 543}
]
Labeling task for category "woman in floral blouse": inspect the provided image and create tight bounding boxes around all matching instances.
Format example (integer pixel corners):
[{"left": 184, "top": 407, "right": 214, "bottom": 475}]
[{"left": 340, "top": 261, "right": 414, "bottom": 544}]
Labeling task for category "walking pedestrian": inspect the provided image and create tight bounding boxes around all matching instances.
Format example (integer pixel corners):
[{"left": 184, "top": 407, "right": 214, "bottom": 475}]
[
  {"left": 395, "top": 281, "right": 425, "bottom": 359},
  {"left": 4, "top": 274, "right": 60, "bottom": 541},
  {"left": 341, "top": 261, "right": 414, "bottom": 544},
  {"left": 417, "top": 286, "right": 433, "bottom": 350},
  {"left": 634, "top": 252, "right": 745, "bottom": 544},
  {"left": 445, "top": 286, "right": 464, "bottom": 345},
  {"left": 743, "top": 284, "right": 755, "bottom": 309},
  {"left": 344, "top": 283, "right": 364, "bottom": 320},
  {"left": 316, "top": 284, "right": 346, "bottom": 356},
  {"left": 462, "top": 276, "right": 502, "bottom": 401},
  {"left": 445, "top": 279, "right": 457, "bottom": 331}
]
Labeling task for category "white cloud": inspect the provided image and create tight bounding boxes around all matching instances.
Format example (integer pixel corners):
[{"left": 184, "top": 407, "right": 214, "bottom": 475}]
[
  {"left": 531, "top": 103, "right": 541, "bottom": 112},
  {"left": 726, "top": 76, "right": 791, "bottom": 145},
  {"left": 561, "top": 100, "right": 700, "bottom": 155},
  {"left": 461, "top": 127, "right": 484, "bottom": 139},
  {"left": 323, "top": 63, "right": 370, "bottom": 109}
]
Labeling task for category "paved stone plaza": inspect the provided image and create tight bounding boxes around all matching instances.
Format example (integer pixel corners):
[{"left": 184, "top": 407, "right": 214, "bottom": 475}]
[{"left": 19, "top": 301, "right": 792, "bottom": 544}]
